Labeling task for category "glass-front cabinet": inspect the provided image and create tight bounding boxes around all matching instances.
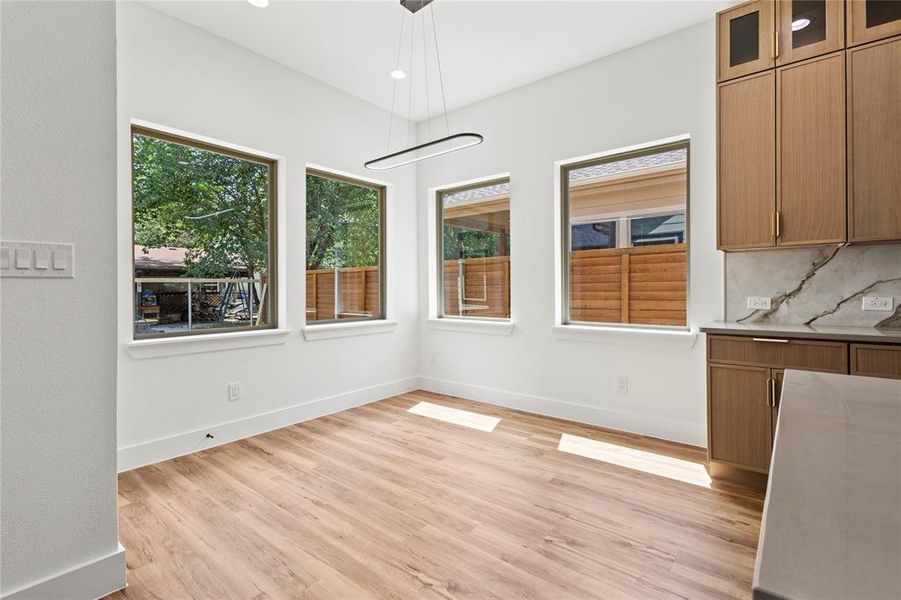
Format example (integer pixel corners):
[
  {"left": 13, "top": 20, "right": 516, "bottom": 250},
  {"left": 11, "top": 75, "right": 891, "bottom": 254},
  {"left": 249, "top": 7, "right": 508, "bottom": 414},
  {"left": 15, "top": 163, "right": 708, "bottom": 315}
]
[
  {"left": 777, "top": 0, "right": 845, "bottom": 65},
  {"left": 718, "top": 1, "right": 776, "bottom": 81},
  {"left": 848, "top": 0, "right": 901, "bottom": 46}
]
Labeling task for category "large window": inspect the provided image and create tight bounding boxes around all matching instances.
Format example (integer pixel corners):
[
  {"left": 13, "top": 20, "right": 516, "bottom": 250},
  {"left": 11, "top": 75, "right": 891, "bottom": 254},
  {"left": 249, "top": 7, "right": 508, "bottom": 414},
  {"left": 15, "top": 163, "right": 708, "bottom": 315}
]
[
  {"left": 438, "top": 178, "right": 511, "bottom": 320},
  {"left": 132, "top": 127, "right": 276, "bottom": 339},
  {"left": 305, "top": 169, "right": 385, "bottom": 324},
  {"left": 562, "top": 142, "right": 688, "bottom": 328}
]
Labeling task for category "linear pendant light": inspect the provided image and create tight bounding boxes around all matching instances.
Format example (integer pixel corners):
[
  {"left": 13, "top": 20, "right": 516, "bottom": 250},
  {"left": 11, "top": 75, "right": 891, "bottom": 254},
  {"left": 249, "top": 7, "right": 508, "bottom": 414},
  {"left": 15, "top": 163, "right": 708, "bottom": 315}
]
[{"left": 365, "top": 0, "right": 483, "bottom": 171}]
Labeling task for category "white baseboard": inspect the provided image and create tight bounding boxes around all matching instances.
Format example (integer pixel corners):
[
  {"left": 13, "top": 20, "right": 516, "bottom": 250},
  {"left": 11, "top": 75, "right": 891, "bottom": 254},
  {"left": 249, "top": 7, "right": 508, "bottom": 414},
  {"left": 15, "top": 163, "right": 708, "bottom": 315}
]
[
  {"left": 417, "top": 376, "right": 706, "bottom": 447},
  {"left": 118, "top": 377, "right": 419, "bottom": 472},
  {"left": 1, "top": 543, "right": 125, "bottom": 600}
]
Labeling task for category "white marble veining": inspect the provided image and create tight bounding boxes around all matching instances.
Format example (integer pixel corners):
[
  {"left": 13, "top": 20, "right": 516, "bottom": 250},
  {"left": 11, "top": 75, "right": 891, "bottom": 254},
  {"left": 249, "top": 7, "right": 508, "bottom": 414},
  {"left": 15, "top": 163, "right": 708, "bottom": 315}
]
[
  {"left": 753, "top": 370, "right": 901, "bottom": 600},
  {"left": 726, "top": 245, "right": 901, "bottom": 328}
]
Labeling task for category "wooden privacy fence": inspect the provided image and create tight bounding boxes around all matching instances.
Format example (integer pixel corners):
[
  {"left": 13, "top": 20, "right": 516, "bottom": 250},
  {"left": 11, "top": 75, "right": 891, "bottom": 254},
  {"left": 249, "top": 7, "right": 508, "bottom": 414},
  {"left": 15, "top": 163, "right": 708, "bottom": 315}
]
[
  {"left": 569, "top": 243, "right": 687, "bottom": 326},
  {"left": 306, "top": 267, "right": 380, "bottom": 321},
  {"left": 443, "top": 256, "right": 511, "bottom": 318}
]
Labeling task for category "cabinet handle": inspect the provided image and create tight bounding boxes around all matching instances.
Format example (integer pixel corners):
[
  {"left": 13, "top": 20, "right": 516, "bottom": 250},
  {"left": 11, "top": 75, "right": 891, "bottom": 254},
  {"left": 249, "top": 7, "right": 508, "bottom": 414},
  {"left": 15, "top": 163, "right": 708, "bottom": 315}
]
[
  {"left": 752, "top": 337, "right": 789, "bottom": 343},
  {"left": 766, "top": 377, "right": 773, "bottom": 407},
  {"left": 775, "top": 211, "right": 781, "bottom": 239},
  {"left": 771, "top": 378, "right": 777, "bottom": 408},
  {"left": 772, "top": 31, "right": 779, "bottom": 59}
]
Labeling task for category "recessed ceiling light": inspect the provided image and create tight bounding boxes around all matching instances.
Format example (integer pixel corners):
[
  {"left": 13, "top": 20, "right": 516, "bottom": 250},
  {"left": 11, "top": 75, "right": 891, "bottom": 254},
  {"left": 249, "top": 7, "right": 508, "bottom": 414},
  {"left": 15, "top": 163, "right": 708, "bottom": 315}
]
[
  {"left": 390, "top": 69, "right": 407, "bottom": 80},
  {"left": 248, "top": 0, "right": 269, "bottom": 7},
  {"left": 792, "top": 17, "right": 811, "bottom": 31}
]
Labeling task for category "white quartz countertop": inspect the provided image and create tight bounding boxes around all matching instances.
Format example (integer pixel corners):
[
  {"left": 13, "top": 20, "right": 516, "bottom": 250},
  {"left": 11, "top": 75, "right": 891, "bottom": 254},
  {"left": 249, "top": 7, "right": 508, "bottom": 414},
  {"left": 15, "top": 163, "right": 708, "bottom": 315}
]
[
  {"left": 700, "top": 321, "right": 901, "bottom": 343},
  {"left": 753, "top": 370, "right": 901, "bottom": 600}
]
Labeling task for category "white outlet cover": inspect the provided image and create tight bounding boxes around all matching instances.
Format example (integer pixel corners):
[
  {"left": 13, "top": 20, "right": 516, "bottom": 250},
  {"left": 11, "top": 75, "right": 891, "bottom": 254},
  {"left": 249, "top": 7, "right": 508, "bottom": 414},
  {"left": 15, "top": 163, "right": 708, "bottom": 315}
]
[
  {"left": 747, "top": 296, "right": 772, "bottom": 310},
  {"left": 862, "top": 297, "right": 894, "bottom": 311}
]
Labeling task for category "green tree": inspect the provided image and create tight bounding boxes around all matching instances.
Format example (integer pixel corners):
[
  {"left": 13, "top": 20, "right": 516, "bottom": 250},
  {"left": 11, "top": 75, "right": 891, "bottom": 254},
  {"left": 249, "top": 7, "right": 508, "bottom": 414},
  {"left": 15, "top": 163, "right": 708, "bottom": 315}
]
[
  {"left": 443, "top": 226, "right": 505, "bottom": 260},
  {"left": 132, "top": 134, "right": 270, "bottom": 278},
  {"left": 306, "top": 174, "right": 380, "bottom": 270}
]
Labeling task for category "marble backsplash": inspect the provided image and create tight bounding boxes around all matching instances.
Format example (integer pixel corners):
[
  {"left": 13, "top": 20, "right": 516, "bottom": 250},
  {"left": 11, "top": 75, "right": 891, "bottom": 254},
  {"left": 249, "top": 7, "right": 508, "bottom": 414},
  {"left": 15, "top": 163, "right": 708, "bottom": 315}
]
[{"left": 725, "top": 244, "right": 901, "bottom": 329}]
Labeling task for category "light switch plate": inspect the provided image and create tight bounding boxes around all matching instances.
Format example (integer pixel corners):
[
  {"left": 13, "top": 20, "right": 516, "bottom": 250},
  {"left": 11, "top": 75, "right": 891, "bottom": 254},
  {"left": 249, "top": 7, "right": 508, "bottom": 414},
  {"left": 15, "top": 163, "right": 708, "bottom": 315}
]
[
  {"left": 0, "top": 241, "right": 73, "bottom": 278},
  {"left": 862, "top": 297, "right": 893, "bottom": 311},
  {"left": 747, "top": 296, "right": 772, "bottom": 310}
]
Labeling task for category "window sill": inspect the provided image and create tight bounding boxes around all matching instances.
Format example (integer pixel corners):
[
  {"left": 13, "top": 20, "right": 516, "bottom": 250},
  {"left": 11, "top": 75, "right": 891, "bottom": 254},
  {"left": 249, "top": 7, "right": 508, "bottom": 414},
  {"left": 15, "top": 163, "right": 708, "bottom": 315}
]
[
  {"left": 301, "top": 319, "right": 398, "bottom": 341},
  {"left": 426, "top": 318, "right": 515, "bottom": 336},
  {"left": 127, "top": 328, "right": 292, "bottom": 359},
  {"left": 551, "top": 324, "right": 698, "bottom": 348}
]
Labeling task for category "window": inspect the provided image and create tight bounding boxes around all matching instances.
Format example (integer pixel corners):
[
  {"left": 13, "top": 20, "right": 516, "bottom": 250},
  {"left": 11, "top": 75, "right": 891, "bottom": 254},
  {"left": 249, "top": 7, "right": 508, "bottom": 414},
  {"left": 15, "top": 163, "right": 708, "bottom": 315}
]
[
  {"left": 131, "top": 127, "right": 277, "bottom": 339},
  {"left": 438, "top": 178, "right": 511, "bottom": 320},
  {"left": 562, "top": 142, "right": 688, "bottom": 328},
  {"left": 305, "top": 169, "right": 385, "bottom": 324}
]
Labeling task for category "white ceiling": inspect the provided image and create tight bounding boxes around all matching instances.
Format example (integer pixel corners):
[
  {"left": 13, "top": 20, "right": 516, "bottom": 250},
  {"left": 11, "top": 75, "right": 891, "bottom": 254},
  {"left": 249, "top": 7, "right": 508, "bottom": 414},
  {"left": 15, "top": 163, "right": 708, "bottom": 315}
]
[{"left": 143, "top": 0, "right": 729, "bottom": 122}]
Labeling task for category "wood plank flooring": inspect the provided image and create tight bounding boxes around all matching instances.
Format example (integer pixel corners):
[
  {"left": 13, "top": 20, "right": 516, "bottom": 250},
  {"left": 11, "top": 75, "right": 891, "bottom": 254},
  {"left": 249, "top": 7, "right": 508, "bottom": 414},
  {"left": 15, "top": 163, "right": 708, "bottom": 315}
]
[{"left": 109, "top": 391, "right": 763, "bottom": 600}]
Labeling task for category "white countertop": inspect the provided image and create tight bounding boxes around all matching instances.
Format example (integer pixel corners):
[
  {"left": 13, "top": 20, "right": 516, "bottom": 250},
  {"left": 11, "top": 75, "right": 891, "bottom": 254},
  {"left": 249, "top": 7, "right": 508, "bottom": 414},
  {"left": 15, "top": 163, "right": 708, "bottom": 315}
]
[
  {"left": 753, "top": 370, "right": 901, "bottom": 600},
  {"left": 701, "top": 321, "right": 901, "bottom": 344}
]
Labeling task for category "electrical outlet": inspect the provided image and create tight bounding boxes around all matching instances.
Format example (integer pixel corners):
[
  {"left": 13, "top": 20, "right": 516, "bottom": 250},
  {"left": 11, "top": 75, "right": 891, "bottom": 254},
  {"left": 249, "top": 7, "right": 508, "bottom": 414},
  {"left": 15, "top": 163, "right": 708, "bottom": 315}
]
[
  {"left": 862, "top": 297, "right": 893, "bottom": 311},
  {"left": 616, "top": 376, "right": 629, "bottom": 394},
  {"left": 747, "top": 296, "right": 772, "bottom": 310},
  {"left": 228, "top": 382, "right": 241, "bottom": 402}
]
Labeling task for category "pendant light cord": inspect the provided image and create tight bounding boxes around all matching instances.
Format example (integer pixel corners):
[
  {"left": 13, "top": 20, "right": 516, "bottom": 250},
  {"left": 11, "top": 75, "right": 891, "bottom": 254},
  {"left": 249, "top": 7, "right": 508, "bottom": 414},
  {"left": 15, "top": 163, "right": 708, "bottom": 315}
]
[
  {"left": 386, "top": 11, "right": 406, "bottom": 153},
  {"left": 422, "top": 14, "right": 432, "bottom": 143},
  {"left": 430, "top": 3, "right": 451, "bottom": 140}
]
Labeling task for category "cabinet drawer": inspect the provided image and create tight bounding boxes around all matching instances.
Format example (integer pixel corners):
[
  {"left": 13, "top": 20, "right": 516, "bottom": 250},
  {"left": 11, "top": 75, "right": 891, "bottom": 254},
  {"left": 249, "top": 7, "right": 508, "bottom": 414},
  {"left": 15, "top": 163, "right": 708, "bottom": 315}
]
[
  {"left": 850, "top": 344, "right": 901, "bottom": 380},
  {"left": 707, "top": 335, "right": 847, "bottom": 373}
]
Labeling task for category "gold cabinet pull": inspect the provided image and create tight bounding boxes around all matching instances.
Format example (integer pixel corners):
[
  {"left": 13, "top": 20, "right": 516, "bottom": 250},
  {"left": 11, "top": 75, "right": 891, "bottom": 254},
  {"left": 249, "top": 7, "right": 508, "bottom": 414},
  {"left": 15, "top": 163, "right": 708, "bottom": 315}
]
[
  {"left": 752, "top": 337, "right": 789, "bottom": 343},
  {"left": 766, "top": 378, "right": 773, "bottom": 407},
  {"left": 775, "top": 211, "right": 781, "bottom": 239},
  {"left": 772, "top": 31, "right": 779, "bottom": 59},
  {"left": 770, "top": 378, "right": 777, "bottom": 408}
]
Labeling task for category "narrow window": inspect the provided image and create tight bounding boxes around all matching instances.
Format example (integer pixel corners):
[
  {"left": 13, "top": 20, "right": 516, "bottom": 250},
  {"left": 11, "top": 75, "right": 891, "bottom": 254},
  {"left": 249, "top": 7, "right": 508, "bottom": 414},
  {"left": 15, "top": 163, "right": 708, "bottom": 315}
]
[
  {"left": 438, "top": 178, "right": 511, "bottom": 320},
  {"left": 305, "top": 169, "right": 385, "bottom": 324},
  {"left": 132, "top": 127, "right": 277, "bottom": 339},
  {"left": 562, "top": 142, "right": 688, "bottom": 328}
]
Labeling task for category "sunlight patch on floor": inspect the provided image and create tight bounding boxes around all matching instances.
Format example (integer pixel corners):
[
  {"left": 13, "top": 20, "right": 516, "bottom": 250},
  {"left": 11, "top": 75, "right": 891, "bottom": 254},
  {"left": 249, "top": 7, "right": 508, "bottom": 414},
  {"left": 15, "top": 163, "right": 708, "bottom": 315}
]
[
  {"left": 407, "top": 401, "right": 501, "bottom": 432},
  {"left": 557, "top": 433, "right": 712, "bottom": 488}
]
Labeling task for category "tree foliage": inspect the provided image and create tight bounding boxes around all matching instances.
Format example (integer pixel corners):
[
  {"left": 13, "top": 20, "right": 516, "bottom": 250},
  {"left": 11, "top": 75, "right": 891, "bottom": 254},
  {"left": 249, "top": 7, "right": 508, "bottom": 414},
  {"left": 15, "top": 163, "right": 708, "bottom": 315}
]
[
  {"left": 132, "top": 134, "right": 270, "bottom": 277},
  {"left": 306, "top": 174, "right": 380, "bottom": 270},
  {"left": 443, "top": 226, "right": 505, "bottom": 260}
]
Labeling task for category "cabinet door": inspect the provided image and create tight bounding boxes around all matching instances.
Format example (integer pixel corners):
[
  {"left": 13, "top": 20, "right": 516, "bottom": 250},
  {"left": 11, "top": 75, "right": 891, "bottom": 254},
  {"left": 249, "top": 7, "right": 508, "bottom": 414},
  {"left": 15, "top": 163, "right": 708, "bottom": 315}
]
[
  {"left": 776, "top": 52, "right": 846, "bottom": 245},
  {"left": 847, "top": 37, "right": 901, "bottom": 242},
  {"left": 708, "top": 364, "right": 773, "bottom": 473},
  {"left": 847, "top": 0, "right": 901, "bottom": 46},
  {"left": 718, "top": 1, "right": 776, "bottom": 82},
  {"left": 770, "top": 369, "right": 784, "bottom": 443},
  {"left": 777, "top": 0, "right": 845, "bottom": 66},
  {"left": 718, "top": 71, "right": 776, "bottom": 250},
  {"left": 850, "top": 344, "right": 901, "bottom": 379}
]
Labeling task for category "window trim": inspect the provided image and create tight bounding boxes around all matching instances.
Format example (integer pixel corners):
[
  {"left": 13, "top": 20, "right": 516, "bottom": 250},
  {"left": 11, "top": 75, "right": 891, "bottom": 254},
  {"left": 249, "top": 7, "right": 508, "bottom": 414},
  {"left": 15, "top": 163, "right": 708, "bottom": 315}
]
[
  {"left": 435, "top": 175, "right": 512, "bottom": 322},
  {"left": 304, "top": 166, "right": 387, "bottom": 326},
  {"left": 559, "top": 137, "right": 690, "bottom": 331},
  {"left": 130, "top": 125, "right": 279, "bottom": 341}
]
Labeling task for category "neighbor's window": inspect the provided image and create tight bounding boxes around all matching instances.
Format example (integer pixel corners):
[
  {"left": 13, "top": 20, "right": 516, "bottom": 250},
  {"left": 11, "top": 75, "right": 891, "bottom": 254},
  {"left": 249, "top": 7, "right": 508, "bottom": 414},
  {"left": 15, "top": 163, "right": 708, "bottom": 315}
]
[
  {"left": 438, "top": 178, "right": 511, "bottom": 319},
  {"left": 132, "top": 127, "right": 276, "bottom": 339},
  {"left": 305, "top": 169, "right": 385, "bottom": 324},
  {"left": 562, "top": 142, "right": 688, "bottom": 327}
]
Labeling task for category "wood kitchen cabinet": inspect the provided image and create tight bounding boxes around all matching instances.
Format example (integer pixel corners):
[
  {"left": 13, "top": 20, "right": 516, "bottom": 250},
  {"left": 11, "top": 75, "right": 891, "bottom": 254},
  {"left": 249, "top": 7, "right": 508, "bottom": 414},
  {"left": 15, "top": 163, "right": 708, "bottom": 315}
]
[
  {"left": 718, "top": 1, "right": 776, "bottom": 82},
  {"left": 777, "top": 0, "right": 845, "bottom": 66},
  {"left": 717, "top": 52, "right": 847, "bottom": 250},
  {"left": 717, "top": 71, "right": 776, "bottom": 250},
  {"left": 850, "top": 343, "right": 901, "bottom": 379},
  {"left": 847, "top": 36, "right": 901, "bottom": 242},
  {"left": 847, "top": 0, "right": 901, "bottom": 46},
  {"left": 776, "top": 51, "right": 846, "bottom": 245}
]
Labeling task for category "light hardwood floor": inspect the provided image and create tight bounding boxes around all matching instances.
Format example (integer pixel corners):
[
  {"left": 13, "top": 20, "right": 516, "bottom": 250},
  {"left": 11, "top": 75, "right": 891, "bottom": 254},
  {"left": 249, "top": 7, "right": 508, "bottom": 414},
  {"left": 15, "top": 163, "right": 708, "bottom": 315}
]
[{"left": 109, "top": 391, "right": 763, "bottom": 600}]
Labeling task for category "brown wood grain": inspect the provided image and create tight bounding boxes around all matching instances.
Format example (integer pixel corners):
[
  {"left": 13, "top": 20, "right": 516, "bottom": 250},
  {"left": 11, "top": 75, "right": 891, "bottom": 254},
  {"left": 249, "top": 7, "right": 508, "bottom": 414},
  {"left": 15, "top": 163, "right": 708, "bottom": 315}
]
[
  {"left": 718, "top": 71, "right": 777, "bottom": 250},
  {"left": 850, "top": 343, "right": 901, "bottom": 379},
  {"left": 847, "top": 36, "right": 901, "bottom": 242},
  {"left": 776, "top": 51, "right": 847, "bottom": 246},
  {"left": 847, "top": 0, "right": 901, "bottom": 46},
  {"left": 707, "top": 335, "right": 848, "bottom": 373},
  {"left": 776, "top": 0, "right": 845, "bottom": 66},
  {"left": 109, "top": 391, "right": 763, "bottom": 600},
  {"left": 708, "top": 364, "right": 774, "bottom": 473},
  {"left": 717, "top": 1, "right": 776, "bottom": 82}
]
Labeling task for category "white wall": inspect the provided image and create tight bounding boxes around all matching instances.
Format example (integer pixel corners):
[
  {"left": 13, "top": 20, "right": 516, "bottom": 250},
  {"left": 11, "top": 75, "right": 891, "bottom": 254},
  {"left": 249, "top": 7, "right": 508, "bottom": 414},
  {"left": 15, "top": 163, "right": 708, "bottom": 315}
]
[
  {"left": 416, "top": 21, "right": 721, "bottom": 447},
  {"left": 1, "top": 1, "right": 124, "bottom": 597},
  {"left": 116, "top": 3, "right": 420, "bottom": 470}
]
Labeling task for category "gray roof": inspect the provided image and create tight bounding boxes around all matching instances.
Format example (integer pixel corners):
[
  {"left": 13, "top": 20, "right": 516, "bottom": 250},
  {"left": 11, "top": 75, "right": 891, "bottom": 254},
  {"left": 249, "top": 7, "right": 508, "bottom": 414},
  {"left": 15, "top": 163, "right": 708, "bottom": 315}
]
[
  {"left": 569, "top": 148, "right": 687, "bottom": 183},
  {"left": 441, "top": 148, "right": 686, "bottom": 206}
]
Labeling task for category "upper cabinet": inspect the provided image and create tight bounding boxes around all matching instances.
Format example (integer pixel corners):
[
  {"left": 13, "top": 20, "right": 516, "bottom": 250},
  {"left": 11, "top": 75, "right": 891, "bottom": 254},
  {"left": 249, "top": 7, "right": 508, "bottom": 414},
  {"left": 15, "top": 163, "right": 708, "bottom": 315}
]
[
  {"left": 777, "top": 0, "right": 845, "bottom": 65},
  {"left": 847, "top": 36, "right": 901, "bottom": 242},
  {"left": 847, "top": 0, "right": 901, "bottom": 46},
  {"left": 718, "top": 1, "right": 776, "bottom": 82},
  {"left": 716, "top": 0, "right": 901, "bottom": 251}
]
